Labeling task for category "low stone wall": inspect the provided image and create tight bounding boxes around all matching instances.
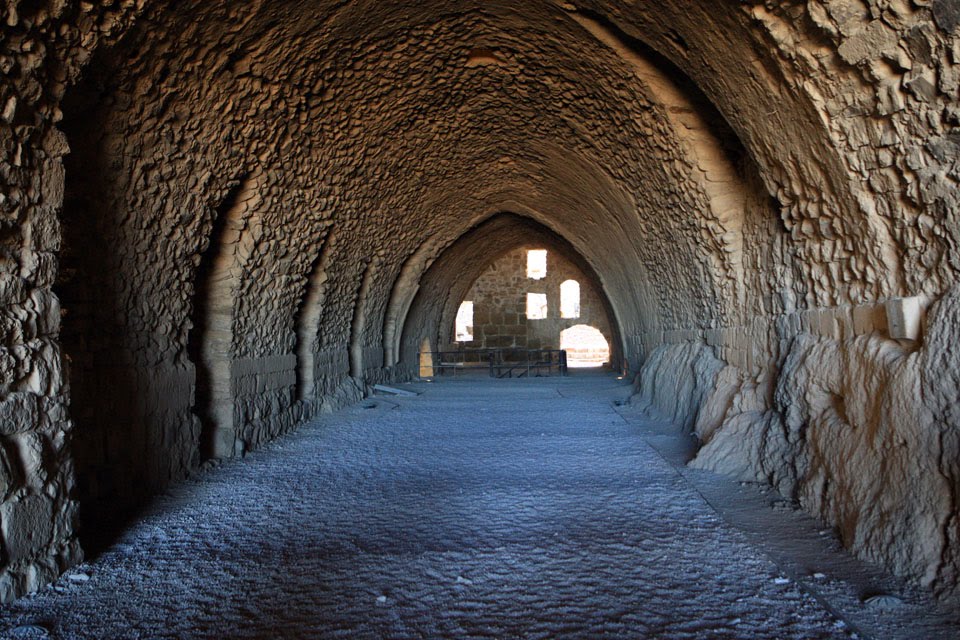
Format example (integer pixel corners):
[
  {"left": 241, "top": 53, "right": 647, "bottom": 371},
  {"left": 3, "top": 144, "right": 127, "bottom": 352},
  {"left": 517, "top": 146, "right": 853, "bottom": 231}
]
[
  {"left": 232, "top": 354, "right": 300, "bottom": 454},
  {"left": 630, "top": 288, "right": 959, "bottom": 597}
]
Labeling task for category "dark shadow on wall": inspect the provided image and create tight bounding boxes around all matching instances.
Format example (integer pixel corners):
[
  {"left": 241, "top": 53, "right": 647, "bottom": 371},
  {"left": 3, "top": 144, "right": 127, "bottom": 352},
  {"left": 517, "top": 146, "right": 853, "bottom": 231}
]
[
  {"left": 55, "top": 41, "right": 212, "bottom": 556},
  {"left": 186, "top": 180, "right": 245, "bottom": 460},
  {"left": 56, "top": 76, "right": 146, "bottom": 557}
]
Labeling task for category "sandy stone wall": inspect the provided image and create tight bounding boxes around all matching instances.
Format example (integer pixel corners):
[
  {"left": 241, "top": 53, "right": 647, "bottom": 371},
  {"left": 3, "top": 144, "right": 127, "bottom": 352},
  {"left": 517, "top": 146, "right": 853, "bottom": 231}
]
[
  {"left": 456, "top": 247, "right": 613, "bottom": 358},
  {"left": 400, "top": 215, "right": 624, "bottom": 374},
  {"left": 0, "top": 0, "right": 143, "bottom": 601},
  {"left": 623, "top": 0, "right": 960, "bottom": 597},
  {"left": 0, "top": 0, "right": 958, "bottom": 604},
  {"left": 632, "top": 289, "right": 960, "bottom": 595}
]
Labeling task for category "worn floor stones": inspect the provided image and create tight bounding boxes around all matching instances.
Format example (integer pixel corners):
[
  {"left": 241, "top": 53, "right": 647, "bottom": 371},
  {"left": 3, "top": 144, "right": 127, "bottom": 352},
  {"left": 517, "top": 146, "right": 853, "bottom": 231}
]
[{"left": 0, "top": 375, "right": 955, "bottom": 639}]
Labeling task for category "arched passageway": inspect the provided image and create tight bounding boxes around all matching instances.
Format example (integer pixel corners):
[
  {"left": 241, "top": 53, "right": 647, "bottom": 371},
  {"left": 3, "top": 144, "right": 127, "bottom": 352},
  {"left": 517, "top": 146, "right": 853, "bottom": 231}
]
[
  {"left": 561, "top": 324, "right": 611, "bottom": 368},
  {"left": 1, "top": 0, "right": 959, "bottom": 617}
]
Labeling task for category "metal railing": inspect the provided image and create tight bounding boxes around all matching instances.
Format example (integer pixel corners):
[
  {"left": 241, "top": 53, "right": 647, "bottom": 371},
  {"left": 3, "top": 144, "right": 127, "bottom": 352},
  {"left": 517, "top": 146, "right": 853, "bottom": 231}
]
[{"left": 418, "top": 349, "right": 568, "bottom": 378}]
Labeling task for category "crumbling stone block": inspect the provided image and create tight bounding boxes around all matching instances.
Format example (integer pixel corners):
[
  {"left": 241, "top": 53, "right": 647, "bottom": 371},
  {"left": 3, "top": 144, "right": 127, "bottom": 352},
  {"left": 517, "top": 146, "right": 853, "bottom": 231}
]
[
  {"left": 886, "top": 296, "right": 923, "bottom": 340},
  {"left": 0, "top": 495, "right": 54, "bottom": 563}
]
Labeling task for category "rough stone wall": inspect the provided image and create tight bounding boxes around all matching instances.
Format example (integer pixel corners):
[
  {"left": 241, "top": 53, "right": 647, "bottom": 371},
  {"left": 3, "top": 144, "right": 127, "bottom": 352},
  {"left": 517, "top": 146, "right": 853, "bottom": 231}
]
[
  {"left": 744, "top": 0, "right": 960, "bottom": 303},
  {"left": 0, "top": 0, "right": 144, "bottom": 602},
  {"left": 620, "top": 0, "right": 960, "bottom": 597},
  {"left": 633, "top": 288, "right": 959, "bottom": 595},
  {"left": 456, "top": 247, "right": 613, "bottom": 359}
]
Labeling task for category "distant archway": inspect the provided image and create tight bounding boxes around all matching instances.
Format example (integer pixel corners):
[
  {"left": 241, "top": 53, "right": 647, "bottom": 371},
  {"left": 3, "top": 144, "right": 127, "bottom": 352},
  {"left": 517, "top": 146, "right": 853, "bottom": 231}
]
[{"left": 560, "top": 325, "right": 610, "bottom": 368}]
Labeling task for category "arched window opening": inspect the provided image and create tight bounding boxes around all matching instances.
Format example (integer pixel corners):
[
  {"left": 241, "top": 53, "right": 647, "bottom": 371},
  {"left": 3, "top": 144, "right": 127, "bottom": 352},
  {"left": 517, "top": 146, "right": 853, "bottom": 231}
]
[
  {"left": 526, "top": 249, "right": 547, "bottom": 279},
  {"left": 560, "top": 280, "right": 580, "bottom": 319},
  {"left": 560, "top": 324, "right": 610, "bottom": 368},
  {"left": 455, "top": 301, "right": 474, "bottom": 341},
  {"left": 526, "top": 292, "right": 548, "bottom": 320}
]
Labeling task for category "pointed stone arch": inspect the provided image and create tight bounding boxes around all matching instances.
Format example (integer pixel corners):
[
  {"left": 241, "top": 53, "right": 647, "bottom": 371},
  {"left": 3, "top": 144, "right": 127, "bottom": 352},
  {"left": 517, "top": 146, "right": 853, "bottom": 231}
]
[
  {"left": 188, "top": 171, "right": 264, "bottom": 459},
  {"left": 294, "top": 229, "right": 335, "bottom": 403}
]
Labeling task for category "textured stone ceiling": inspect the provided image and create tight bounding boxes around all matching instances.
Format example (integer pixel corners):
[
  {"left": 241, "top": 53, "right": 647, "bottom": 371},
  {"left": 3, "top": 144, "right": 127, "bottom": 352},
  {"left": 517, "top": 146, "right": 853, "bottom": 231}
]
[
  {"left": 58, "top": 0, "right": 955, "bottom": 365},
  {"left": 64, "top": 0, "right": 774, "bottom": 367}
]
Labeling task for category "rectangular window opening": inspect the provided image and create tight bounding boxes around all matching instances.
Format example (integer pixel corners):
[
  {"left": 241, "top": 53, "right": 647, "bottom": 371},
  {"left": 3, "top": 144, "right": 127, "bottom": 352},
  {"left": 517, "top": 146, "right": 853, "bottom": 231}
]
[
  {"left": 456, "top": 301, "right": 474, "bottom": 341},
  {"left": 560, "top": 280, "right": 581, "bottom": 319},
  {"left": 527, "top": 250, "right": 547, "bottom": 280},
  {"left": 526, "top": 292, "right": 548, "bottom": 320}
]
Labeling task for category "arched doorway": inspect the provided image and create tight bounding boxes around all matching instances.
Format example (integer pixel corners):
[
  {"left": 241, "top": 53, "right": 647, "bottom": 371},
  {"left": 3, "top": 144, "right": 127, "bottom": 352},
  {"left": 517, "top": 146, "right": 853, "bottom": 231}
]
[{"left": 560, "top": 325, "right": 610, "bottom": 368}]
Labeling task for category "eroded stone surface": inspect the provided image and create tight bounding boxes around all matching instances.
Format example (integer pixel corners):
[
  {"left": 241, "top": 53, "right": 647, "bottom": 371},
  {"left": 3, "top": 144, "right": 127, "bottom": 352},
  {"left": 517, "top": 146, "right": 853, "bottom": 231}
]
[{"left": 633, "top": 287, "right": 960, "bottom": 597}]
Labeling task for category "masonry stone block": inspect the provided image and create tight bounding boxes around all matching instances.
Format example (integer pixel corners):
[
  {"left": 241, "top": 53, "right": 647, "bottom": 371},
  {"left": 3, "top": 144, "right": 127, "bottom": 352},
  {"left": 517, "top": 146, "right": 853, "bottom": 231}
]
[
  {"left": 0, "top": 495, "right": 54, "bottom": 563},
  {"left": 886, "top": 296, "right": 923, "bottom": 341}
]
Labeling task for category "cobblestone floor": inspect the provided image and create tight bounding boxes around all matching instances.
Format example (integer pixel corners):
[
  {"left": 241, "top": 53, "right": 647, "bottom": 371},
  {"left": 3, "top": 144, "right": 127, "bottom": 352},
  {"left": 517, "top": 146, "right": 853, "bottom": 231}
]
[{"left": 0, "top": 373, "right": 955, "bottom": 639}]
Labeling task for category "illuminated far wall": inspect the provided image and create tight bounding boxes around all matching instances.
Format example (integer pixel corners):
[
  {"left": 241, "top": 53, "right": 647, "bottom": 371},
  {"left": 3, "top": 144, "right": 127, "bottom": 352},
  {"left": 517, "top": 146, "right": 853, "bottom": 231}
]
[{"left": 455, "top": 247, "right": 613, "bottom": 362}]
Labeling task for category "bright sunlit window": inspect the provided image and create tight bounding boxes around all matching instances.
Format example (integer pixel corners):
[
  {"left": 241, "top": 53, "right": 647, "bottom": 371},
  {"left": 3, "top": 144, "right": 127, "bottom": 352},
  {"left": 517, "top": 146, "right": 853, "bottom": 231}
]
[
  {"left": 526, "top": 250, "right": 547, "bottom": 279},
  {"left": 560, "top": 324, "right": 610, "bottom": 367},
  {"left": 526, "top": 293, "right": 548, "bottom": 319},
  {"left": 455, "top": 301, "right": 474, "bottom": 341},
  {"left": 560, "top": 280, "right": 580, "bottom": 319}
]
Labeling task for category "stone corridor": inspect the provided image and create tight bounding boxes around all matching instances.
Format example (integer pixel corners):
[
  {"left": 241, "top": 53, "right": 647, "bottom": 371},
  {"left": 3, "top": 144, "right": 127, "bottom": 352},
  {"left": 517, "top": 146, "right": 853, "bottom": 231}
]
[
  {"left": 5, "top": 0, "right": 960, "bottom": 612},
  {"left": 0, "top": 374, "right": 956, "bottom": 639}
]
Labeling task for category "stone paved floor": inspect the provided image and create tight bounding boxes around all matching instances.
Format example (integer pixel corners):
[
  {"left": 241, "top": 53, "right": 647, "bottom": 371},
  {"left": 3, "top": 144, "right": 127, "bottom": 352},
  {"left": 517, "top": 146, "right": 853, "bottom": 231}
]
[{"left": 0, "top": 373, "right": 955, "bottom": 639}]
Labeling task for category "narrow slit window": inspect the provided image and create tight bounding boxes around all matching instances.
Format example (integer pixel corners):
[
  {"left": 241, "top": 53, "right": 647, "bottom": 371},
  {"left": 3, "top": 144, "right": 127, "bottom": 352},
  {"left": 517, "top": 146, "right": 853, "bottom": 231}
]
[
  {"left": 526, "top": 293, "right": 548, "bottom": 320},
  {"left": 526, "top": 250, "right": 547, "bottom": 279},
  {"left": 560, "top": 280, "right": 580, "bottom": 319},
  {"left": 455, "top": 301, "right": 474, "bottom": 342}
]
